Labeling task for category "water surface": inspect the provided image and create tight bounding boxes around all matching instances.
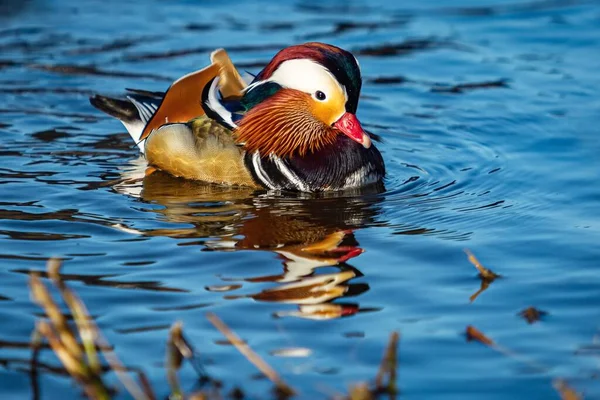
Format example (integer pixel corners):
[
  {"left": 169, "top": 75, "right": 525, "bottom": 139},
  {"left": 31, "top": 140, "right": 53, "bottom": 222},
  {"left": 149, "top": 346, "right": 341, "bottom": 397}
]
[{"left": 1, "top": 0, "right": 600, "bottom": 398}]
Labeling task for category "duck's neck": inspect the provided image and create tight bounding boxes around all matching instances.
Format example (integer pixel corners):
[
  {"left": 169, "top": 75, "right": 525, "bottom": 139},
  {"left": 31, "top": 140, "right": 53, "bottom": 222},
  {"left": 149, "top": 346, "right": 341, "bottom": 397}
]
[{"left": 244, "top": 135, "right": 385, "bottom": 192}]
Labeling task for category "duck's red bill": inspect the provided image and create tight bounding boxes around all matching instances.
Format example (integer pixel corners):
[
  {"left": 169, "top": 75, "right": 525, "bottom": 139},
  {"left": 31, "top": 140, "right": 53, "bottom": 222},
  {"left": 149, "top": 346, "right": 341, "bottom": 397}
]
[{"left": 333, "top": 112, "right": 371, "bottom": 149}]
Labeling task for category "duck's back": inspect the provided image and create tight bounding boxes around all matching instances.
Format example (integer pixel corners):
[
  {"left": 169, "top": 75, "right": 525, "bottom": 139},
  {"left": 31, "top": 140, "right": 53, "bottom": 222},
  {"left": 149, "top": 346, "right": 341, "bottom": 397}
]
[{"left": 145, "top": 116, "right": 258, "bottom": 188}]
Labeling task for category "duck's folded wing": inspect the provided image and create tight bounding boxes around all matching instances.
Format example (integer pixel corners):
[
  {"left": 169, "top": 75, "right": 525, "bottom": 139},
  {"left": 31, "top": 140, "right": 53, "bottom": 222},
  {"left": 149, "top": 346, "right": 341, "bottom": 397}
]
[
  {"left": 141, "top": 49, "right": 247, "bottom": 141},
  {"left": 144, "top": 117, "right": 257, "bottom": 187}
]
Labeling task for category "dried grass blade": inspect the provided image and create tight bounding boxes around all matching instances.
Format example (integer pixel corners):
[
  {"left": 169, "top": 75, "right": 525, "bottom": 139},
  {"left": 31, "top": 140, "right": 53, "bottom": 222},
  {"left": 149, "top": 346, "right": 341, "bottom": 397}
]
[
  {"left": 37, "top": 321, "right": 109, "bottom": 399},
  {"left": 47, "top": 259, "right": 101, "bottom": 374},
  {"left": 30, "top": 327, "right": 43, "bottom": 400},
  {"left": 29, "top": 273, "right": 82, "bottom": 360},
  {"left": 95, "top": 331, "right": 154, "bottom": 400},
  {"left": 206, "top": 312, "right": 295, "bottom": 396},
  {"left": 375, "top": 331, "right": 400, "bottom": 396},
  {"left": 45, "top": 259, "right": 152, "bottom": 400},
  {"left": 167, "top": 322, "right": 184, "bottom": 399}
]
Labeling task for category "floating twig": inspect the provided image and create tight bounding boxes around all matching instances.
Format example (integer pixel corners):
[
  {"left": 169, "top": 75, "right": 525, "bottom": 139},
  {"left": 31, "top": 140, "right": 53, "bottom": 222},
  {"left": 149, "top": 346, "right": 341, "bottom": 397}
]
[
  {"left": 466, "top": 325, "right": 550, "bottom": 372},
  {"left": 464, "top": 250, "right": 499, "bottom": 302},
  {"left": 469, "top": 280, "right": 492, "bottom": 303},
  {"left": 553, "top": 379, "right": 582, "bottom": 400},
  {"left": 467, "top": 326, "right": 587, "bottom": 398},
  {"left": 464, "top": 249, "right": 499, "bottom": 280},
  {"left": 464, "top": 324, "right": 582, "bottom": 397},
  {"left": 519, "top": 307, "right": 548, "bottom": 324},
  {"left": 465, "top": 325, "right": 495, "bottom": 346}
]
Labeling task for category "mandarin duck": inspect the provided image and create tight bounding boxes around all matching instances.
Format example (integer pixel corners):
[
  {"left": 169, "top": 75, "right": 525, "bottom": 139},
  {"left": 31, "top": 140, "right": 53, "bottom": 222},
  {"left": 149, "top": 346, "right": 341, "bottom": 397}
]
[{"left": 90, "top": 42, "right": 385, "bottom": 192}]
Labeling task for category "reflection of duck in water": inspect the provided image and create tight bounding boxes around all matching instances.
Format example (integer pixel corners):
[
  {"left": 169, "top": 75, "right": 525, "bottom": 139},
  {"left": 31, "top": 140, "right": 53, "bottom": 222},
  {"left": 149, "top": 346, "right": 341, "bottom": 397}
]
[
  {"left": 113, "top": 170, "right": 381, "bottom": 319},
  {"left": 222, "top": 229, "right": 369, "bottom": 320},
  {"left": 217, "top": 226, "right": 371, "bottom": 320}
]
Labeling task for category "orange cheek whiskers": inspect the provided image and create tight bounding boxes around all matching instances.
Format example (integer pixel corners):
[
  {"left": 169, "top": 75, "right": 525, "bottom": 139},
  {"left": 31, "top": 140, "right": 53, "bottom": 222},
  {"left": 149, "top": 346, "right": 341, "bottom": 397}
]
[{"left": 235, "top": 89, "right": 338, "bottom": 158}]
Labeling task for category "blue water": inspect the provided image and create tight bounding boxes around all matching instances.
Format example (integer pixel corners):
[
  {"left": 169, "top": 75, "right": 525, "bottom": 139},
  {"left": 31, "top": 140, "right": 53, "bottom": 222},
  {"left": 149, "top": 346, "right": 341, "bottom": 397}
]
[{"left": 1, "top": 0, "right": 600, "bottom": 398}]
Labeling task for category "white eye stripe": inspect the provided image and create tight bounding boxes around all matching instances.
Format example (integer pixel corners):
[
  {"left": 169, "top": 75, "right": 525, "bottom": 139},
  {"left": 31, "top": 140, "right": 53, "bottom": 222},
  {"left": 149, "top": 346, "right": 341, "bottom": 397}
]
[{"left": 255, "top": 59, "right": 346, "bottom": 101}]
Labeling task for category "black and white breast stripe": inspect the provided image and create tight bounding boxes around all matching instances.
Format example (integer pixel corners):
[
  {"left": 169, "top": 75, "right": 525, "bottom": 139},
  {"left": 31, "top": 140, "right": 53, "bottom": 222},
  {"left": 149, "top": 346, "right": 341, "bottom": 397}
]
[
  {"left": 249, "top": 151, "right": 277, "bottom": 190},
  {"left": 247, "top": 152, "right": 312, "bottom": 192},
  {"left": 243, "top": 136, "right": 385, "bottom": 192}
]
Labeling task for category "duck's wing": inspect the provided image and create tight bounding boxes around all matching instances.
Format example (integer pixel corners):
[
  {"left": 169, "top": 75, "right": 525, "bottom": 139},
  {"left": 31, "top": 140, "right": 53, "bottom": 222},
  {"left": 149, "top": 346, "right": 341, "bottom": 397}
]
[
  {"left": 144, "top": 115, "right": 258, "bottom": 187},
  {"left": 90, "top": 49, "right": 247, "bottom": 152},
  {"left": 140, "top": 49, "right": 247, "bottom": 141},
  {"left": 210, "top": 49, "right": 247, "bottom": 99}
]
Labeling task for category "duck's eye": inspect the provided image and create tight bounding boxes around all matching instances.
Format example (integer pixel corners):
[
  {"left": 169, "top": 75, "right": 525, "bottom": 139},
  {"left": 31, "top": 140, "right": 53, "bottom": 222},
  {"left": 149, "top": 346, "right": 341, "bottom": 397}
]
[{"left": 315, "top": 90, "right": 327, "bottom": 101}]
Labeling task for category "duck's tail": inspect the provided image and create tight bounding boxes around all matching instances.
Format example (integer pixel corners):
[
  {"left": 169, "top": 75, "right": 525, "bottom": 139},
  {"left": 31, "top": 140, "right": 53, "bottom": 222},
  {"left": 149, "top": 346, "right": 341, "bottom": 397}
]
[{"left": 89, "top": 89, "right": 163, "bottom": 153}]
